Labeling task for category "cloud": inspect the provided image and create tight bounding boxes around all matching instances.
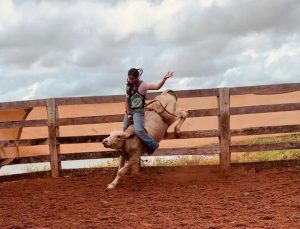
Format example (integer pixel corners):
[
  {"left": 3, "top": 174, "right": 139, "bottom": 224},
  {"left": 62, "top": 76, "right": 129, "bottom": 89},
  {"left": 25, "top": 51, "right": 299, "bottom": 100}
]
[{"left": 0, "top": 0, "right": 299, "bottom": 102}]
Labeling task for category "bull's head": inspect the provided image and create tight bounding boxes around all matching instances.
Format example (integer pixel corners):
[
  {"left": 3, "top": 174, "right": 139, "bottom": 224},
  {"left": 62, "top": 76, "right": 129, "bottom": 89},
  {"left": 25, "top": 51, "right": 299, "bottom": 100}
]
[{"left": 102, "top": 131, "right": 131, "bottom": 150}]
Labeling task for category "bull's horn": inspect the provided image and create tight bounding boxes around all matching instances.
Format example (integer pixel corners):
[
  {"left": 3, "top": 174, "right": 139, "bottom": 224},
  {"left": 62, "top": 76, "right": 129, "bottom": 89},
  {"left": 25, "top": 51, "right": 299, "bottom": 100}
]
[{"left": 123, "top": 131, "right": 135, "bottom": 139}]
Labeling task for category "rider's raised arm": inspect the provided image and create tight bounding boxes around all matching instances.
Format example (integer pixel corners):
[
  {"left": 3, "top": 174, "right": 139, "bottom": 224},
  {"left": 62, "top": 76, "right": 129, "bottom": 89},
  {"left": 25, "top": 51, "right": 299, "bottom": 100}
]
[{"left": 148, "top": 71, "right": 174, "bottom": 90}]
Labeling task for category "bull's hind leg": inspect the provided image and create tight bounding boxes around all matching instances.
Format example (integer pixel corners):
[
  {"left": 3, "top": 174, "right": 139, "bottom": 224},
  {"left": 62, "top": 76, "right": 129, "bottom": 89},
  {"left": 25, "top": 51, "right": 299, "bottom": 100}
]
[{"left": 174, "top": 110, "right": 188, "bottom": 138}]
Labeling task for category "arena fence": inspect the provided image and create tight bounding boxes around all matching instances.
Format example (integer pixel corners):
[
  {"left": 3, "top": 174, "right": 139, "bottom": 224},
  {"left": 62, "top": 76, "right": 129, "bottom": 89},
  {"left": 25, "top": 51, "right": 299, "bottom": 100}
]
[{"left": 0, "top": 83, "right": 300, "bottom": 177}]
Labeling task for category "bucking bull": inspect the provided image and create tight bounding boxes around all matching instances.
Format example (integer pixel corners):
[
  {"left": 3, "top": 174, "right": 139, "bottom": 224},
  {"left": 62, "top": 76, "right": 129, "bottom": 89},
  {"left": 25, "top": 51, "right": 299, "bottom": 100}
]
[{"left": 102, "top": 89, "right": 187, "bottom": 190}]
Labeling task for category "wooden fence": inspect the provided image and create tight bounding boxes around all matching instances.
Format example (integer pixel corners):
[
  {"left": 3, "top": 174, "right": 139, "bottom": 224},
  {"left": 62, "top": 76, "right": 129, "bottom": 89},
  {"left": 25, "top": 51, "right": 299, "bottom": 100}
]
[{"left": 0, "top": 83, "right": 300, "bottom": 177}]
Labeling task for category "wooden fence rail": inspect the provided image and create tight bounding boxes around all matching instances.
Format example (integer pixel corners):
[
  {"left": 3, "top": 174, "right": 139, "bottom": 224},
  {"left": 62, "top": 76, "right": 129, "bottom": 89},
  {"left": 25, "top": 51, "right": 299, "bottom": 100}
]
[
  {"left": 1, "top": 102, "right": 300, "bottom": 129},
  {"left": 0, "top": 83, "right": 300, "bottom": 177}
]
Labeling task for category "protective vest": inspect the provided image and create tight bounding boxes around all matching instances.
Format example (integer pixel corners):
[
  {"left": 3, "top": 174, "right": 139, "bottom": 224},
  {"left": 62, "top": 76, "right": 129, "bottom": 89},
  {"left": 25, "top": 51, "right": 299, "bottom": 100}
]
[{"left": 126, "top": 80, "right": 146, "bottom": 110}]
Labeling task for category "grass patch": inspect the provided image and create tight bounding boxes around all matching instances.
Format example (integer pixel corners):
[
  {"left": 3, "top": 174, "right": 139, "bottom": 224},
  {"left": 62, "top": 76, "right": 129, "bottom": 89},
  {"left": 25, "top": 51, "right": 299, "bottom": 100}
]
[
  {"left": 235, "top": 133, "right": 300, "bottom": 145},
  {"left": 232, "top": 133, "right": 300, "bottom": 162},
  {"left": 196, "top": 133, "right": 300, "bottom": 163},
  {"left": 232, "top": 149, "right": 300, "bottom": 163}
]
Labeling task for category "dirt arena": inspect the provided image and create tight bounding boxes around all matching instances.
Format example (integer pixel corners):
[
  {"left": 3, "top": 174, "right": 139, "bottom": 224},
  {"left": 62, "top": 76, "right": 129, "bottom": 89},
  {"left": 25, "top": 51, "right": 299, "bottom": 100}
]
[{"left": 0, "top": 166, "right": 299, "bottom": 228}]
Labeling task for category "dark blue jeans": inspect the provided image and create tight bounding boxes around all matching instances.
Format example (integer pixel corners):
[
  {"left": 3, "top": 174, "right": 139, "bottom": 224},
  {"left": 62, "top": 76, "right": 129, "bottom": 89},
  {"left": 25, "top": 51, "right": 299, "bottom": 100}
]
[{"left": 123, "top": 108, "right": 159, "bottom": 152}]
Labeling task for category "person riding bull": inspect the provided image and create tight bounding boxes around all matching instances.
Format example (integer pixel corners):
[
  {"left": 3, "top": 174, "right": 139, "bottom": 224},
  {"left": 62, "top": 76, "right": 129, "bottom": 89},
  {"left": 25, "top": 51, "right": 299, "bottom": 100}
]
[{"left": 123, "top": 68, "right": 173, "bottom": 154}]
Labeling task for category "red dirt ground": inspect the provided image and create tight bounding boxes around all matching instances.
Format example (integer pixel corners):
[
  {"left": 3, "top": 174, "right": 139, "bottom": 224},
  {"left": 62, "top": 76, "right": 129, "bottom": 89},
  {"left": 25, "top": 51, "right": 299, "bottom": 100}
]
[{"left": 0, "top": 166, "right": 299, "bottom": 229}]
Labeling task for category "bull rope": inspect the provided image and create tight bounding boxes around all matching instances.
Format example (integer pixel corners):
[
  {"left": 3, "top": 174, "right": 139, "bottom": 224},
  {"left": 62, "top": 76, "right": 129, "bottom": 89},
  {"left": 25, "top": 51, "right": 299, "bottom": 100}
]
[{"left": 145, "top": 100, "right": 178, "bottom": 118}]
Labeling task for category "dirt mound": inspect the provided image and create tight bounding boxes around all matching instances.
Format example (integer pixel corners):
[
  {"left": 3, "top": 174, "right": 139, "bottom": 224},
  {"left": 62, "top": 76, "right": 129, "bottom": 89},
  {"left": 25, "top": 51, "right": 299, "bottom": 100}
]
[{"left": 0, "top": 166, "right": 299, "bottom": 228}]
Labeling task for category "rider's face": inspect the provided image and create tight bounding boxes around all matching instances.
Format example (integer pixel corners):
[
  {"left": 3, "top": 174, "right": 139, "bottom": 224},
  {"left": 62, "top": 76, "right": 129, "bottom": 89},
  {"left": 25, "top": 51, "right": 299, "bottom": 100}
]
[{"left": 127, "top": 75, "right": 138, "bottom": 84}]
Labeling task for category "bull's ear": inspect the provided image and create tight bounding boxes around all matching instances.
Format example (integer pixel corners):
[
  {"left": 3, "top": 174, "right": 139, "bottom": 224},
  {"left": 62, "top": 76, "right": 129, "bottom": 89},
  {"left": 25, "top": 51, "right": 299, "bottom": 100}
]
[{"left": 122, "top": 127, "right": 135, "bottom": 139}]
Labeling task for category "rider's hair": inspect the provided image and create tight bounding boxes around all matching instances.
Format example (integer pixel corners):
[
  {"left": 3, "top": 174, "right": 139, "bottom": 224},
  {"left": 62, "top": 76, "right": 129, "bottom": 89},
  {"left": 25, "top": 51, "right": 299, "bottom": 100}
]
[{"left": 128, "top": 68, "right": 143, "bottom": 79}]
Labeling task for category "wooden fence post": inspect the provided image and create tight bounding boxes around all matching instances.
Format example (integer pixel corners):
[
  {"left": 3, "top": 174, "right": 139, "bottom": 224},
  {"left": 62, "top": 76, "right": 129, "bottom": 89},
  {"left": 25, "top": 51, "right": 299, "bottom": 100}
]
[
  {"left": 46, "top": 98, "right": 61, "bottom": 177},
  {"left": 218, "top": 88, "right": 231, "bottom": 172},
  {"left": 55, "top": 104, "right": 62, "bottom": 173}
]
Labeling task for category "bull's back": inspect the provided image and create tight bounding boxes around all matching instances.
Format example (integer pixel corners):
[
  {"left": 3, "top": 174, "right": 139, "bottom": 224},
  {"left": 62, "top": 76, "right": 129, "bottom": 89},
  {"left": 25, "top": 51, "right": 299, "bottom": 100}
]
[{"left": 145, "top": 110, "right": 168, "bottom": 142}]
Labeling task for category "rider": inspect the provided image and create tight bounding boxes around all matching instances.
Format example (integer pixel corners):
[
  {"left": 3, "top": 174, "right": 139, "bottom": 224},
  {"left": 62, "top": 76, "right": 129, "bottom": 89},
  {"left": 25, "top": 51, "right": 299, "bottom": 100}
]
[{"left": 123, "top": 68, "right": 173, "bottom": 154}]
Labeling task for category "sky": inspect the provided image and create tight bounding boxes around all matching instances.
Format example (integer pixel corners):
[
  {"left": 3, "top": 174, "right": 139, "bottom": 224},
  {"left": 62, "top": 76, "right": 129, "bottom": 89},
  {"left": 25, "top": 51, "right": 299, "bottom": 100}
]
[{"left": 0, "top": 0, "right": 299, "bottom": 102}]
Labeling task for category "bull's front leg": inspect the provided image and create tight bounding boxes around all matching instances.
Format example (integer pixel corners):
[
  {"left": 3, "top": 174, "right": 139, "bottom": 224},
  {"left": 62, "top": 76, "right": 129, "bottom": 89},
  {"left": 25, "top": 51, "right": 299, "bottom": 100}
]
[
  {"left": 118, "top": 154, "right": 126, "bottom": 170},
  {"left": 118, "top": 153, "right": 140, "bottom": 177},
  {"left": 174, "top": 110, "right": 188, "bottom": 138},
  {"left": 105, "top": 152, "right": 140, "bottom": 190}
]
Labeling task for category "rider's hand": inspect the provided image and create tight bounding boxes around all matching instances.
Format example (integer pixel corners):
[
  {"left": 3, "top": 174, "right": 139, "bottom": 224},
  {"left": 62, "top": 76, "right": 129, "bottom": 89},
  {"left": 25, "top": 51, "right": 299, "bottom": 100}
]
[{"left": 164, "top": 71, "right": 174, "bottom": 80}]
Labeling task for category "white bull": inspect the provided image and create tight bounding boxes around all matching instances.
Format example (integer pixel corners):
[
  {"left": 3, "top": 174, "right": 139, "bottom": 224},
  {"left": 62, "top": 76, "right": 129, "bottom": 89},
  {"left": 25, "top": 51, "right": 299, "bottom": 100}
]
[{"left": 102, "top": 89, "right": 187, "bottom": 190}]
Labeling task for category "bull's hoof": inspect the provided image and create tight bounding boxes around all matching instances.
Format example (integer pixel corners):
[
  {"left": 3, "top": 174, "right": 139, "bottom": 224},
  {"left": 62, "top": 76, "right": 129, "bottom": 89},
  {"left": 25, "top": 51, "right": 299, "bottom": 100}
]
[{"left": 105, "top": 183, "right": 116, "bottom": 191}]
